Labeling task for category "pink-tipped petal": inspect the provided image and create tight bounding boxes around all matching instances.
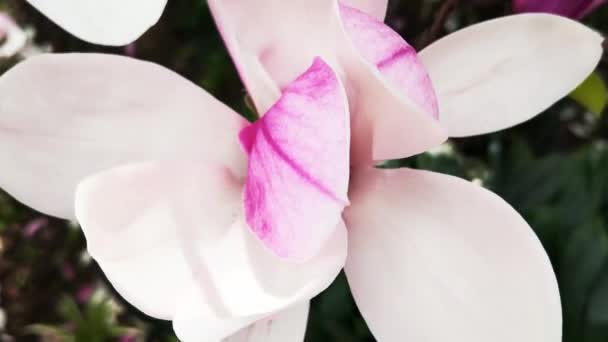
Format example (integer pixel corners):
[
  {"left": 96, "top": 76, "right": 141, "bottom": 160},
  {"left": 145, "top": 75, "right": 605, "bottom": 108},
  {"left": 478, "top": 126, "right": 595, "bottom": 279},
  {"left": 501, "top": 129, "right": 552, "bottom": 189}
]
[
  {"left": 419, "top": 14, "right": 604, "bottom": 137},
  {"left": 75, "top": 161, "right": 346, "bottom": 322},
  {"left": 340, "top": 4, "right": 439, "bottom": 120},
  {"left": 344, "top": 57, "right": 446, "bottom": 163},
  {"left": 25, "top": 0, "right": 167, "bottom": 45},
  {"left": 0, "top": 53, "right": 246, "bottom": 219},
  {"left": 344, "top": 167, "right": 562, "bottom": 342},
  {"left": 338, "top": 4, "right": 446, "bottom": 162},
  {"left": 242, "top": 58, "right": 350, "bottom": 261},
  {"left": 224, "top": 303, "right": 309, "bottom": 342},
  {"left": 209, "top": 0, "right": 446, "bottom": 164},
  {"left": 340, "top": 0, "right": 388, "bottom": 20}
]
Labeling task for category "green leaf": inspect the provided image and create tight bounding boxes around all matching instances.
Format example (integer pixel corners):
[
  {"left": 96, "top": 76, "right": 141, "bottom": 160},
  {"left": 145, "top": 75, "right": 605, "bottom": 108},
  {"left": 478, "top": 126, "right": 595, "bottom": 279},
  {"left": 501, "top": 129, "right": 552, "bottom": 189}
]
[
  {"left": 559, "top": 219, "right": 608, "bottom": 341},
  {"left": 570, "top": 72, "right": 607, "bottom": 116},
  {"left": 24, "top": 324, "right": 75, "bottom": 342}
]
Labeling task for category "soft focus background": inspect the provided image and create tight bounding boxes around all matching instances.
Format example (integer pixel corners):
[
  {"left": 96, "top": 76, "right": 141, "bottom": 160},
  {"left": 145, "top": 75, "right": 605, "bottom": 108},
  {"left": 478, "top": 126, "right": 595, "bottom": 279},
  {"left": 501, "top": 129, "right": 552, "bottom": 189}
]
[{"left": 0, "top": 0, "right": 606, "bottom": 341}]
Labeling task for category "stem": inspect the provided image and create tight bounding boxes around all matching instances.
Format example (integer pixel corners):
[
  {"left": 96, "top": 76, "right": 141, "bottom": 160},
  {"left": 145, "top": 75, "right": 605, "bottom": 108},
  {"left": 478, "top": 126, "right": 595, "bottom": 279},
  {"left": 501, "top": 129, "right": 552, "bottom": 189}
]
[
  {"left": 417, "top": 0, "right": 460, "bottom": 49},
  {"left": 602, "top": 38, "right": 608, "bottom": 66}
]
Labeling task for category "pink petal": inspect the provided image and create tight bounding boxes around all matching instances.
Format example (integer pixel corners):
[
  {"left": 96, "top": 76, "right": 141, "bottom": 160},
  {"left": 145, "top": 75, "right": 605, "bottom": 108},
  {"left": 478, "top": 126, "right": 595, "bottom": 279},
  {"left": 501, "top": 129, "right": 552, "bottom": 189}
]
[
  {"left": 339, "top": 4, "right": 439, "bottom": 120},
  {"left": 0, "top": 53, "right": 246, "bottom": 219},
  {"left": 242, "top": 58, "right": 349, "bottom": 261},
  {"left": 224, "top": 303, "right": 309, "bottom": 342},
  {"left": 340, "top": 0, "right": 388, "bottom": 20},
  {"left": 208, "top": 0, "right": 446, "bottom": 164},
  {"left": 344, "top": 167, "right": 562, "bottom": 342},
  {"left": 75, "top": 161, "right": 346, "bottom": 324},
  {"left": 25, "top": 0, "right": 167, "bottom": 45},
  {"left": 419, "top": 14, "right": 604, "bottom": 137}
]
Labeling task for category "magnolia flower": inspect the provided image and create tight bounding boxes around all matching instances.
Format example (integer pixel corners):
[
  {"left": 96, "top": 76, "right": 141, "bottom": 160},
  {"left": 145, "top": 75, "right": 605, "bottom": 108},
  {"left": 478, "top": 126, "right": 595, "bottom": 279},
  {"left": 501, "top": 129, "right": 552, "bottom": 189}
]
[
  {"left": 23, "top": 0, "right": 167, "bottom": 45},
  {"left": 514, "top": 0, "right": 607, "bottom": 18},
  {"left": 203, "top": 2, "right": 603, "bottom": 341},
  {"left": 0, "top": 2, "right": 604, "bottom": 342},
  {"left": 0, "top": 13, "right": 27, "bottom": 58}
]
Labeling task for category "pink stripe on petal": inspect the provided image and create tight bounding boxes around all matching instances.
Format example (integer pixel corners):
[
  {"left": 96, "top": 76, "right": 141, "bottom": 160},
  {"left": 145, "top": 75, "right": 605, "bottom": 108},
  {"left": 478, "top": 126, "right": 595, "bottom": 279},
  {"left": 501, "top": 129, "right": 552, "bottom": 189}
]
[
  {"left": 242, "top": 57, "right": 350, "bottom": 261},
  {"left": 340, "top": 4, "right": 439, "bottom": 120}
]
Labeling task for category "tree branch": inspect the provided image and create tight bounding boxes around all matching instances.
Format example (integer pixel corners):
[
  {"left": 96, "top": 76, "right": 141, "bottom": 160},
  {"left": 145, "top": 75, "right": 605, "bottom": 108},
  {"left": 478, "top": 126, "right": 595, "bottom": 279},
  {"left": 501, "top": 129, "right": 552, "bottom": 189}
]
[{"left": 417, "top": 0, "right": 460, "bottom": 49}]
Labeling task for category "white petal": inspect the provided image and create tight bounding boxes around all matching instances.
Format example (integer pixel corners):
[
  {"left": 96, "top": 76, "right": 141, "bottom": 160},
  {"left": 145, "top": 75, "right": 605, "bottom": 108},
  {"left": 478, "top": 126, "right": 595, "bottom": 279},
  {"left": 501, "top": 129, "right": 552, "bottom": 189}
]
[
  {"left": 173, "top": 287, "right": 260, "bottom": 342},
  {"left": 75, "top": 161, "right": 346, "bottom": 323},
  {"left": 419, "top": 13, "right": 604, "bottom": 137},
  {"left": 76, "top": 161, "right": 244, "bottom": 319},
  {"left": 344, "top": 167, "right": 562, "bottom": 342},
  {"left": 26, "top": 0, "right": 167, "bottom": 45},
  {"left": 224, "top": 303, "right": 309, "bottom": 342},
  {"left": 0, "top": 53, "right": 246, "bottom": 219}
]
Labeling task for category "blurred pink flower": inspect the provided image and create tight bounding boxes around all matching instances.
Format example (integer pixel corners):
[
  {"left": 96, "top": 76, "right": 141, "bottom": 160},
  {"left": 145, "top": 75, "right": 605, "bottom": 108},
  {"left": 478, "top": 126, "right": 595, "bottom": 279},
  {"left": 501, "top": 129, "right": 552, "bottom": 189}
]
[
  {"left": 119, "top": 335, "right": 137, "bottom": 342},
  {"left": 0, "top": 12, "right": 27, "bottom": 58},
  {"left": 22, "top": 217, "right": 48, "bottom": 238},
  {"left": 62, "top": 264, "right": 75, "bottom": 281},
  {"left": 0, "top": 1, "right": 603, "bottom": 341},
  {"left": 514, "top": 0, "right": 607, "bottom": 18},
  {"left": 76, "top": 284, "right": 95, "bottom": 303}
]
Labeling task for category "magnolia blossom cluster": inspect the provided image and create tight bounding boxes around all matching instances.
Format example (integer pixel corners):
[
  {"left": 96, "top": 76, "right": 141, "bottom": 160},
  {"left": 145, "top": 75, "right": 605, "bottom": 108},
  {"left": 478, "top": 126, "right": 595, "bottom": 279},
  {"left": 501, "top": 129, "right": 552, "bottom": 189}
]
[{"left": 0, "top": 1, "right": 605, "bottom": 342}]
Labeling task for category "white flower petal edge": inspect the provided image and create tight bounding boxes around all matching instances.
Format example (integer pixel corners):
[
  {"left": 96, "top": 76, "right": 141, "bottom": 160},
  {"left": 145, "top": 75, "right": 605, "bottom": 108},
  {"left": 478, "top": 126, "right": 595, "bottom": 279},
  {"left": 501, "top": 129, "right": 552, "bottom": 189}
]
[
  {"left": 75, "top": 161, "right": 346, "bottom": 338},
  {"left": 25, "top": 0, "right": 167, "bottom": 45},
  {"left": 419, "top": 13, "right": 604, "bottom": 137},
  {"left": 0, "top": 53, "right": 246, "bottom": 219},
  {"left": 173, "top": 300, "right": 308, "bottom": 342},
  {"left": 344, "top": 167, "right": 562, "bottom": 342},
  {"left": 223, "top": 303, "right": 309, "bottom": 342}
]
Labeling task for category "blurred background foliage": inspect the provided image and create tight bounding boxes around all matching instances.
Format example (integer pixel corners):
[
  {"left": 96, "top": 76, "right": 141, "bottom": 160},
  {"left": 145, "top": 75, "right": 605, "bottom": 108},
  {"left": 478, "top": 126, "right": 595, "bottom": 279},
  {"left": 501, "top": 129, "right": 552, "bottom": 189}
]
[{"left": 0, "top": 0, "right": 606, "bottom": 341}]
